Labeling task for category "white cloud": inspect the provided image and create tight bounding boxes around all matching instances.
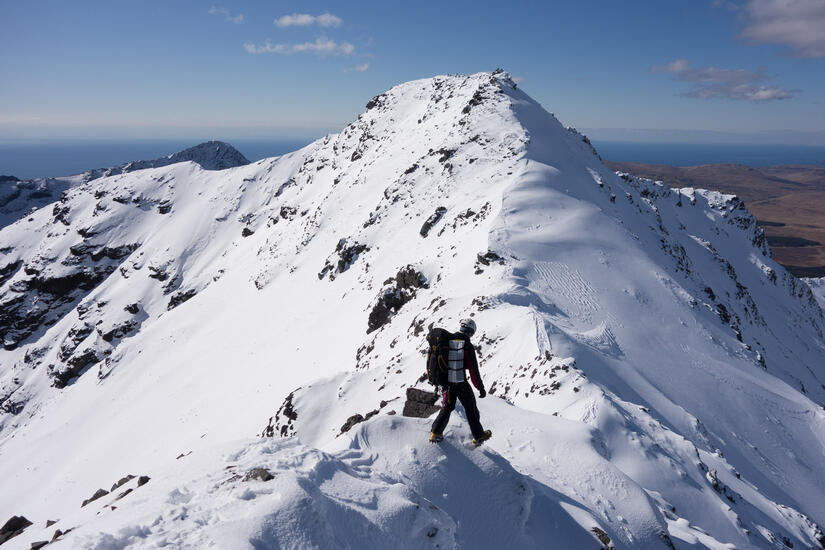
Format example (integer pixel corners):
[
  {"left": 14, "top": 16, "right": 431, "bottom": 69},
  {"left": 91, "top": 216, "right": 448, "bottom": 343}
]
[
  {"left": 344, "top": 63, "right": 370, "bottom": 72},
  {"left": 739, "top": 0, "right": 825, "bottom": 58},
  {"left": 209, "top": 6, "right": 244, "bottom": 24},
  {"left": 651, "top": 58, "right": 794, "bottom": 102},
  {"left": 275, "top": 13, "right": 342, "bottom": 28},
  {"left": 244, "top": 37, "right": 355, "bottom": 56},
  {"left": 316, "top": 13, "right": 343, "bottom": 28}
]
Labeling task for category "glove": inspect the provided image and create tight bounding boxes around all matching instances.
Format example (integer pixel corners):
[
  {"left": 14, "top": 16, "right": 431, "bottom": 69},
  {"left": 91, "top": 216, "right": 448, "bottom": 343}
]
[{"left": 479, "top": 387, "right": 487, "bottom": 398}]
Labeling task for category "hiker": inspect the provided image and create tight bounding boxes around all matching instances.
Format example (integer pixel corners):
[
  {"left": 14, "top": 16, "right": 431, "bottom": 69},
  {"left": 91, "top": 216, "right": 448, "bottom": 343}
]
[{"left": 430, "top": 318, "right": 492, "bottom": 446}]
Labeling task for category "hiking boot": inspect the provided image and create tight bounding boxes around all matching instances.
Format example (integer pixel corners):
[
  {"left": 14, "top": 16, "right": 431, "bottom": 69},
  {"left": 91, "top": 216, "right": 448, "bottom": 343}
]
[
  {"left": 472, "top": 429, "right": 492, "bottom": 447},
  {"left": 430, "top": 432, "right": 444, "bottom": 443}
]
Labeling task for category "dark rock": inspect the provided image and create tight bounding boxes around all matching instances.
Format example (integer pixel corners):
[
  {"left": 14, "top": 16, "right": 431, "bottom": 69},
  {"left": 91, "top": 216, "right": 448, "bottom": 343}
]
[
  {"left": 340, "top": 413, "right": 365, "bottom": 433},
  {"left": 427, "top": 527, "right": 439, "bottom": 537},
  {"left": 50, "top": 529, "right": 63, "bottom": 542},
  {"left": 88, "top": 244, "right": 139, "bottom": 262},
  {"left": 319, "top": 239, "right": 370, "bottom": 280},
  {"left": 57, "top": 323, "right": 94, "bottom": 363},
  {"left": 432, "top": 148, "right": 456, "bottom": 163},
  {"left": 262, "top": 390, "right": 300, "bottom": 438},
  {"left": 167, "top": 289, "right": 197, "bottom": 310},
  {"left": 110, "top": 474, "right": 135, "bottom": 492},
  {"left": 148, "top": 265, "right": 168, "bottom": 281},
  {"left": 241, "top": 227, "right": 254, "bottom": 237},
  {"left": 716, "top": 303, "right": 731, "bottom": 324},
  {"left": 53, "top": 348, "right": 100, "bottom": 388},
  {"left": 0, "top": 260, "right": 21, "bottom": 286},
  {"left": 365, "top": 94, "right": 385, "bottom": 110},
  {"left": 591, "top": 527, "right": 612, "bottom": 549},
  {"left": 1, "top": 261, "right": 120, "bottom": 350},
  {"left": 476, "top": 250, "right": 504, "bottom": 267},
  {"left": 420, "top": 207, "right": 447, "bottom": 237},
  {"left": 0, "top": 515, "right": 33, "bottom": 544},
  {"left": 137, "top": 476, "right": 150, "bottom": 487},
  {"left": 335, "top": 240, "right": 368, "bottom": 274},
  {"left": 114, "top": 488, "right": 133, "bottom": 501},
  {"left": 52, "top": 203, "right": 71, "bottom": 225},
  {"left": 30, "top": 541, "right": 49, "bottom": 549},
  {"left": 81, "top": 488, "right": 109, "bottom": 507},
  {"left": 367, "top": 266, "right": 428, "bottom": 333},
  {"left": 100, "top": 320, "right": 137, "bottom": 342},
  {"left": 462, "top": 90, "right": 484, "bottom": 114},
  {"left": 402, "top": 388, "right": 441, "bottom": 418},
  {"left": 124, "top": 303, "right": 140, "bottom": 314},
  {"left": 44, "top": 520, "right": 57, "bottom": 528},
  {"left": 244, "top": 468, "right": 274, "bottom": 482},
  {"left": 279, "top": 206, "right": 296, "bottom": 220},
  {"left": 157, "top": 200, "right": 172, "bottom": 214}
]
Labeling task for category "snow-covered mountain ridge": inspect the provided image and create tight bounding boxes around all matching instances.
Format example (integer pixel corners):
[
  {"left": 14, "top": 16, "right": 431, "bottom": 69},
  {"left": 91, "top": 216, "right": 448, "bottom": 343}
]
[
  {"left": 0, "top": 141, "right": 249, "bottom": 231},
  {"left": 0, "top": 71, "right": 824, "bottom": 549}
]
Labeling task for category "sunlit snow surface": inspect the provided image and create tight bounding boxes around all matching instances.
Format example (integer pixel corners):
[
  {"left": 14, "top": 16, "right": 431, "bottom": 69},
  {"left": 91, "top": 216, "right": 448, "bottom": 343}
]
[{"left": 1, "top": 72, "right": 824, "bottom": 549}]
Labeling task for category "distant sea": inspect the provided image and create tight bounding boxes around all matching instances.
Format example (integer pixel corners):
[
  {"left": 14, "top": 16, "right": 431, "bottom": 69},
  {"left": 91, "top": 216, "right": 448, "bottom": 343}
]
[
  {"left": 0, "top": 139, "right": 314, "bottom": 180},
  {"left": 2, "top": 138, "right": 825, "bottom": 180},
  {"left": 592, "top": 141, "right": 825, "bottom": 168}
]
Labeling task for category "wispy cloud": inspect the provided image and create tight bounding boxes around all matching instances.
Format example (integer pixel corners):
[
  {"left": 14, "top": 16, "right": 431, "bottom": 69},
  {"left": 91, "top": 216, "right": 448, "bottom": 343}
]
[
  {"left": 738, "top": 0, "right": 825, "bottom": 58},
  {"left": 651, "top": 59, "right": 794, "bottom": 101},
  {"left": 244, "top": 37, "right": 355, "bottom": 56},
  {"left": 275, "top": 13, "right": 342, "bottom": 28},
  {"left": 344, "top": 63, "right": 369, "bottom": 72},
  {"left": 208, "top": 6, "right": 244, "bottom": 24}
]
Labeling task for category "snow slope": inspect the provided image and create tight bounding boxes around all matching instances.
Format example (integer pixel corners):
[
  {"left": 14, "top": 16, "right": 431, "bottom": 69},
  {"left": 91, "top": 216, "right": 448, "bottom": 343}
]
[
  {"left": 806, "top": 278, "right": 825, "bottom": 310},
  {"left": 0, "top": 141, "right": 248, "bottom": 231},
  {"left": 1, "top": 72, "right": 824, "bottom": 549}
]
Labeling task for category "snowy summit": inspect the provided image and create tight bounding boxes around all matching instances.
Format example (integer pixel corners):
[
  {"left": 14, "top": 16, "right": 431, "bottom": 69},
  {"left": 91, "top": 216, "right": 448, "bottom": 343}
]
[{"left": 0, "top": 71, "right": 824, "bottom": 549}]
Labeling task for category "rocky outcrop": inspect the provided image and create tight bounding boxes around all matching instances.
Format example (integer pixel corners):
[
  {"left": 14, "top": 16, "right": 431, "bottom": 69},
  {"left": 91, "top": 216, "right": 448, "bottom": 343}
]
[
  {"left": 81, "top": 488, "right": 109, "bottom": 507},
  {"left": 261, "top": 391, "right": 298, "bottom": 437},
  {"left": 420, "top": 207, "right": 447, "bottom": 237},
  {"left": 367, "top": 266, "right": 428, "bottom": 333},
  {"left": 0, "top": 515, "right": 32, "bottom": 545},
  {"left": 402, "top": 388, "right": 440, "bottom": 418},
  {"left": 244, "top": 468, "right": 274, "bottom": 482},
  {"left": 318, "top": 238, "right": 369, "bottom": 280}
]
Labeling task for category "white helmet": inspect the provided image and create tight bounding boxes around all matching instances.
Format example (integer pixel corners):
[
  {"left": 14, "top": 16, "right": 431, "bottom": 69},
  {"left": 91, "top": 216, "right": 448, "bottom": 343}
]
[{"left": 459, "top": 318, "right": 477, "bottom": 336}]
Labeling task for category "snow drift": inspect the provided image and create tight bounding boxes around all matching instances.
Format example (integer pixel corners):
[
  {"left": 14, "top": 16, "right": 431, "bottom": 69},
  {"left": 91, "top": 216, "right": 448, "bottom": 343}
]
[{"left": 0, "top": 71, "right": 824, "bottom": 549}]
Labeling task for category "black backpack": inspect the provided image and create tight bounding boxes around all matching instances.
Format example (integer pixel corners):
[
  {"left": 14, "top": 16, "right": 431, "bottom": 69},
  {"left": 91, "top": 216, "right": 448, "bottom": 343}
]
[{"left": 426, "top": 327, "right": 453, "bottom": 387}]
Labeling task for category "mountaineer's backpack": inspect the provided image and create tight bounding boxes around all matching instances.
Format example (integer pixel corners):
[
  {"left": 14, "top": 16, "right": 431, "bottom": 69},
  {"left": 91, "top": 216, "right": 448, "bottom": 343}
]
[{"left": 426, "top": 327, "right": 453, "bottom": 387}]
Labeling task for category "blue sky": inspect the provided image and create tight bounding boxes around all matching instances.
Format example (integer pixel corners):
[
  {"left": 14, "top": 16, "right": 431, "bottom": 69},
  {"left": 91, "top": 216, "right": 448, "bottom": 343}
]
[{"left": 1, "top": 0, "right": 824, "bottom": 143}]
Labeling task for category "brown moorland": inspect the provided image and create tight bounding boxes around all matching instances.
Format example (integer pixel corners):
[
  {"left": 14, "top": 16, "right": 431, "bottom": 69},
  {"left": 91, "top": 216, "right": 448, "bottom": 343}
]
[{"left": 605, "top": 162, "right": 825, "bottom": 278}]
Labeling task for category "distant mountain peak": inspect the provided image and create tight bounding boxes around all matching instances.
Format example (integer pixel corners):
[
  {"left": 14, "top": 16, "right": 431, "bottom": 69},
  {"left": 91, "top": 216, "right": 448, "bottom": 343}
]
[
  {"left": 87, "top": 140, "right": 250, "bottom": 181},
  {"left": 141, "top": 140, "right": 250, "bottom": 171}
]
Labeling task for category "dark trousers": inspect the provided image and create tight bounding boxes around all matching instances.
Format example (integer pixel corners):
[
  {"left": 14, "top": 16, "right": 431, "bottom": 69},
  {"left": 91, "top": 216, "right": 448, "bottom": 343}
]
[{"left": 431, "top": 382, "right": 484, "bottom": 439}]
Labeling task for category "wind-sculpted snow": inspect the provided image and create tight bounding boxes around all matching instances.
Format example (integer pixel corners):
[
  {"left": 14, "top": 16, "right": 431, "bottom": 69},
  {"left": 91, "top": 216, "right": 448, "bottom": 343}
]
[{"left": 1, "top": 72, "right": 824, "bottom": 549}]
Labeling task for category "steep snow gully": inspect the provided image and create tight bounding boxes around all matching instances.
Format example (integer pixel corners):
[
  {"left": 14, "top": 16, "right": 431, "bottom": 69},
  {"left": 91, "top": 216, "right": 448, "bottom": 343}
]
[{"left": 1, "top": 72, "right": 824, "bottom": 549}]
